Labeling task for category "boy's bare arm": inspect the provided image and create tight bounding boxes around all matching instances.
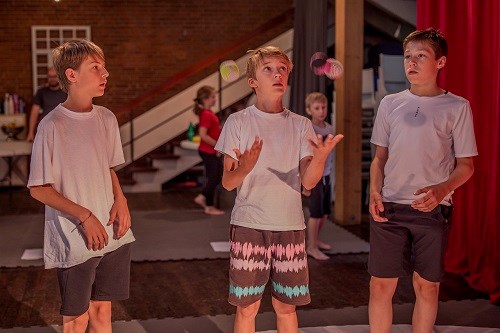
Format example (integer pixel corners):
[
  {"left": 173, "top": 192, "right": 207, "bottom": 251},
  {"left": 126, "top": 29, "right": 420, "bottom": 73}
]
[
  {"left": 300, "top": 133, "right": 343, "bottom": 190},
  {"left": 108, "top": 169, "right": 131, "bottom": 239},
  {"left": 369, "top": 146, "right": 389, "bottom": 222},
  {"left": 29, "top": 184, "right": 108, "bottom": 250},
  {"left": 221, "top": 137, "right": 263, "bottom": 191},
  {"left": 412, "top": 157, "right": 474, "bottom": 212}
]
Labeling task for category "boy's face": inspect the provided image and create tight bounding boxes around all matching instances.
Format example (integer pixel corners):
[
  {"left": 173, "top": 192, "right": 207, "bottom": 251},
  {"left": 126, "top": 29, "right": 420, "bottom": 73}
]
[
  {"left": 68, "top": 55, "right": 109, "bottom": 97},
  {"left": 307, "top": 101, "right": 327, "bottom": 123},
  {"left": 249, "top": 56, "right": 289, "bottom": 97},
  {"left": 404, "top": 41, "right": 446, "bottom": 85}
]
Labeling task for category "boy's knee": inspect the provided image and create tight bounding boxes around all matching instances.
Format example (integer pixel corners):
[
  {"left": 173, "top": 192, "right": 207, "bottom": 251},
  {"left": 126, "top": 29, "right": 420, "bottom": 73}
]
[
  {"left": 88, "top": 301, "right": 112, "bottom": 323},
  {"left": 272, "top": 297, "right": 296, "bottom": 315},
  {"left": 370, "top": 276, "right": 398, "bottom": 297},
  {"left": 237, "top": 300, "right": 261, "bottom": 319},
  {"left": 413, "top": 273, "right": 440, "bottom": 299}
]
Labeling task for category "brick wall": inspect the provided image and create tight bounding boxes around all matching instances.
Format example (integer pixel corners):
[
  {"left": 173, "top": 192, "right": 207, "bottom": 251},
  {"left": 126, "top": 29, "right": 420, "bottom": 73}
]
[{"left": 0, "top": 0, "right": 293, "bottom": 122}]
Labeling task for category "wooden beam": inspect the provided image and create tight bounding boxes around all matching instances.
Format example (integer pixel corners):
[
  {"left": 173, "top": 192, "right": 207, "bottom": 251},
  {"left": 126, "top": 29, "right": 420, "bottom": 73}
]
[{"left": 334, "top": 0, "right": 363, "bottom": 225}]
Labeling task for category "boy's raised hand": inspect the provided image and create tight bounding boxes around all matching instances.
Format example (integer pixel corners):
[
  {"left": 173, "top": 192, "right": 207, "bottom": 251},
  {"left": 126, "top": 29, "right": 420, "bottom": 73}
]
[
  {"left": 80, "top": 213, "right": 109, "bottom": 251},
  {"left": 108, "top": 195, "right": 132, "bottom": 239},
  {"left": 232, "top": 136, "right": 263, "bottom": 174},
  {"left": 308, "top": 133, "right": 344, "bottom": 159}
]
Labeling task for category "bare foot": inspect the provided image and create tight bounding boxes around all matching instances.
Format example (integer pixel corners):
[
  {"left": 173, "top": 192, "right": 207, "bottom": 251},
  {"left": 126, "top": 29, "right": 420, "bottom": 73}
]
[
  {"left": 317, "top": 240, "right": 331, "bottom": 250},
  {"left": 307, "top": 247, "right": 329, "bottom": 260},
  {"left": 204, "top": 206, "right": 224, "bottom": 215},
  {"left": 194, "top": 194, "right": 207, "bottom": 208}
]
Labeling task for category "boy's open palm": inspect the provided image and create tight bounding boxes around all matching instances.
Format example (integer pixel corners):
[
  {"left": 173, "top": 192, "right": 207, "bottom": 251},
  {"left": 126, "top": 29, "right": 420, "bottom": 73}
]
[
  {"left": 309, "top": 134, "right": 344, "bottom": 159},
  {"left": 233, "top": 137, "right": 263, "bottom": 174},
  {"left": 108, "top": 196, "right": 132, "bottom": 239},
  {"left": 81, "top": 215, "right": 109, "bottom": 251}
]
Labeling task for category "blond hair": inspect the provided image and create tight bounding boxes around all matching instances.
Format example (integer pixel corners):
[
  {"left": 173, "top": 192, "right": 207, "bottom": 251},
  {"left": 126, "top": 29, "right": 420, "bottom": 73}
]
[
  {"left": 245, "top": 46, "right": 293, "bottom": 80},
  {"left": 52, "top": 39, "right": 105, "bottom": 93},
  {"left": 305, "top": 92, "right": 327, "bottom": 109}
]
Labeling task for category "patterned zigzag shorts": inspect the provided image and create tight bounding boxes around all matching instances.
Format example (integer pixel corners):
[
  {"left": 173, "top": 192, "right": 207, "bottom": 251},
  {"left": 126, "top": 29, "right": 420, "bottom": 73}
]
[{"left": 228, "top": 225, "right": 311, "bottom": 307}]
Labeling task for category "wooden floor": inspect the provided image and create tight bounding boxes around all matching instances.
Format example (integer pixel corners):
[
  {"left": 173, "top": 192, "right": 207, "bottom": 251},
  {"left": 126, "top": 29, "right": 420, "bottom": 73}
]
[{"left": 0, "top": 187, "right": 490, "bottom": 329}]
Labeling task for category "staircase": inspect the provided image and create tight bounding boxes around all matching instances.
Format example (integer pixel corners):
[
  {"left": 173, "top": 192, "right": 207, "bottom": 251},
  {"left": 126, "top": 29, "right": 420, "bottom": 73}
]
[
  {"left": 118, "top": 1, "right": 415, "bottom": 194},
  {"left": 119, "top": 30, "right": 293, "bottom": 193}
]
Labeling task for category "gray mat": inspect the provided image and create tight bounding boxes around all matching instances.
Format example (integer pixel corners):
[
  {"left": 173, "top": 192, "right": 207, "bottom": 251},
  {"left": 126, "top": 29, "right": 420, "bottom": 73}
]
[
  {"left": 0, "top": 210, "right": 369, "bottom": 267},
  {"left": 0, "top": 299, "right": 498, "bottom": 332}
]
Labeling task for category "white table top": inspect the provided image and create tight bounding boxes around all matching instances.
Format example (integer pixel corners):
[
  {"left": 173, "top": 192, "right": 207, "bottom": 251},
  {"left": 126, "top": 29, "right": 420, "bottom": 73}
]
[
  {"left": 0, "top": 141, "right": 33, "bottom": 157},
  {"left": 179, "top": 139, "right": 199, "bottom": 150}
]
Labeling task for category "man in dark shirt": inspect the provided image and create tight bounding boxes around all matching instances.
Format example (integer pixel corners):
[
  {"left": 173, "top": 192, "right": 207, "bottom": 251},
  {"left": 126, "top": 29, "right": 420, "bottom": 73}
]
[{"left": 26, "top": 67, "right": 67, "bottom": 141}]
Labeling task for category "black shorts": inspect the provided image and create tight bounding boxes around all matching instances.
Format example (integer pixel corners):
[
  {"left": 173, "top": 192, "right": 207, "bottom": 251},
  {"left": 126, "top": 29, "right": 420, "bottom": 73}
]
[
  {"left": 308, "top": 175, "right": 332, "bottom": 218},
  {"left": 368, "top": 202, "right": 452, "bottom": 282},
  {"left": 56, "top": 243, "right": 132, "bottom": 316}
]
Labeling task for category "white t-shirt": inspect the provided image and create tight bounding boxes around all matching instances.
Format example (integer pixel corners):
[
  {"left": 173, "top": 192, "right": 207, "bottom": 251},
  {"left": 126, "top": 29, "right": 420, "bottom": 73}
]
[
  {"left": 28, "top": 104, "right": 135, "bottom": 269},
  {"left": 371, "top": 89, "right": 478, "bottom": 205},
  {"left": 215, "top": 105, "right": 315, "bottom": 231}
]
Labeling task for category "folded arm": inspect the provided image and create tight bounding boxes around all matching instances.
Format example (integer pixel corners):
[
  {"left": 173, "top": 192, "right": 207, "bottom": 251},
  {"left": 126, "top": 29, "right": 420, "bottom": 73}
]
[{"left": 412, "top": 157, "right": 474, "bottom": 212}]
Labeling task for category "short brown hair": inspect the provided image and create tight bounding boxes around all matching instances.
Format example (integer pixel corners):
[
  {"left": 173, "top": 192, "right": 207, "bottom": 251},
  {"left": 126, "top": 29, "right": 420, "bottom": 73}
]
[
  {"left": 403, "top": 28, "right": 448, "bottom": 59},
  {"left": 305, "top": 92, "right": 327, "bottom": 109},
  {"left": 52, "top": 39, "right": 105, "bottom": 93},
  {"left": 246, "top": 46, "right": 293, "bottom": 80}
]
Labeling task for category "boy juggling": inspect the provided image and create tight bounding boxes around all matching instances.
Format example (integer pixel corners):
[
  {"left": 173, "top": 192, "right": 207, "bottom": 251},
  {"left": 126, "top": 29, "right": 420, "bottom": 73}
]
[{"left": 215, "top": 46, "right": 343, "bottom": 333}]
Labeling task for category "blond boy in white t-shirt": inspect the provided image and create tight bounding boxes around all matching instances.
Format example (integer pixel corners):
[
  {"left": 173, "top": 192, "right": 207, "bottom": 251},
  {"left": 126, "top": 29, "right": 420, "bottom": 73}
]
[
  {"left": 28, "top": 40, "right": 134, "bottom": 333},
  {"left": 215, "top": 46, "right": 343, "bottom": 333}
]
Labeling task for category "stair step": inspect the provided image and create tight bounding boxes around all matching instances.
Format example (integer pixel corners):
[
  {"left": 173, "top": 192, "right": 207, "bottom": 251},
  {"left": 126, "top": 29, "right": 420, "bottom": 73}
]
[
  {"left": 130, "top": 166, "right": 159, "bottom": 173},
  {"left": 149, "top": 152, "right": 181, "bottom": 160},
  {"left": 119, "top": 177, "right": 137, "bottom": 186}
]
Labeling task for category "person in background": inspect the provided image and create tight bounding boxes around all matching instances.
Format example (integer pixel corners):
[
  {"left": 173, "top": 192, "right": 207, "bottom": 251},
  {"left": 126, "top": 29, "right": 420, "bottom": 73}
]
[
  {"left": 193, "top": 85, "right": 225, "bottom": 215},
  {"left": 26, "top": 67, "right": 67, "bottom": 142},
  {"left": 304, "top": 92, "right": 334, "bottom": 261}
]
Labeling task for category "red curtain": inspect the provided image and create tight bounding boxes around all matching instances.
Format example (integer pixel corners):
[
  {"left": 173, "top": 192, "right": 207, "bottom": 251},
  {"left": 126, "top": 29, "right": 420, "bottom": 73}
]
[{"left": 417, "top": 0, "right": 500, "bottom": 303}]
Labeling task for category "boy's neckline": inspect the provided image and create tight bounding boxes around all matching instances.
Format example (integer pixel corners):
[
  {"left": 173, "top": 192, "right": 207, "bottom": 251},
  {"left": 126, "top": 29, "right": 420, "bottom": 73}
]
[{"left": 408, "top": 87, "right": 448, "bottom": 97}]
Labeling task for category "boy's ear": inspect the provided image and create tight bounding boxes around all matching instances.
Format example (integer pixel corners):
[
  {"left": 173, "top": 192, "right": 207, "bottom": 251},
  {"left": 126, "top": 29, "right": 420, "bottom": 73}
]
[
  {"left": 437, "top": 56, "right": 446, "bottom": 69},
  {"left": 248, "top": 78, "right": 257, "bottom": 88},
  {"left": 65, "top": 68, "right": 77, "bottom": 84}
]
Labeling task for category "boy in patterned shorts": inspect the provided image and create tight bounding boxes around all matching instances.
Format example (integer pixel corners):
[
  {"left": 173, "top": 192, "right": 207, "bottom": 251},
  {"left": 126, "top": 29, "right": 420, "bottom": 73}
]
[{"left": 215, "top": 46, "right": 343, "bottom": 333}]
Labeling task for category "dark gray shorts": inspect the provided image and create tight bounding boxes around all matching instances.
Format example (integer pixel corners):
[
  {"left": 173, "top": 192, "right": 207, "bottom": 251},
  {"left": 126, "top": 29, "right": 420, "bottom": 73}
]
[
  {"left": 368, "top": 202, "right": 452, "bottom": 282},
  {"left": 308, "top": 175, "right": 332, "bottom": 218},
  {"left": 56, "top": 243, "right": 132, "bottom": 316},
  {"left": 228, "top": 225, "right": 311, "bottom": 307}
]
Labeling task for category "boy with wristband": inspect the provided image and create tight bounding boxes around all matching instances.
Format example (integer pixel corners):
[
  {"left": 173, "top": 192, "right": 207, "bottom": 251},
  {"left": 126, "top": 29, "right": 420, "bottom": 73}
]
[{"left": 28, "top": 39, "right": 135, "bottom": 333}]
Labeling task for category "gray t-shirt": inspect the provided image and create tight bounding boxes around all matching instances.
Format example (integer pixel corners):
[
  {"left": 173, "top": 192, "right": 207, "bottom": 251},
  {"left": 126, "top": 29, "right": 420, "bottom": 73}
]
[
  {"left": 312, "top": 122, "right": 334, "bottom": 177},
  {"left": 32, "top": 87, "right": 67, "bottom": 119},
  {"left": 215, "top": 105, "right": 315, "bottom": 231},
  {"left": 371, "top": 89, "right": 478, "bottom": 205},
  {"left": 28, "top": 104, "right": 135, "bottom": 269}
]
